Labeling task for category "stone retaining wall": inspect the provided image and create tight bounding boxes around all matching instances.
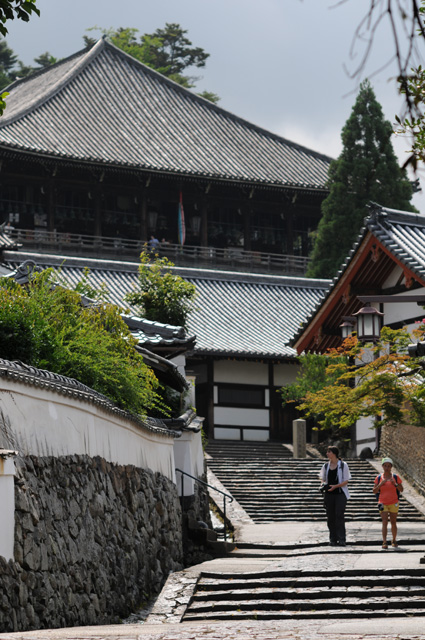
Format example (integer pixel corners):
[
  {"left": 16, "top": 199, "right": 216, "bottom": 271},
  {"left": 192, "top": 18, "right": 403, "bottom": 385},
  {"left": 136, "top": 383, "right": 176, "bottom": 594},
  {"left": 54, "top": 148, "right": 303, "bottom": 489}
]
[
  {"left": 380, "top": 424, "right": 425, "bottom": 494},
  {"left": 0, "top": 453, "right": 183, "bottom": 632}
]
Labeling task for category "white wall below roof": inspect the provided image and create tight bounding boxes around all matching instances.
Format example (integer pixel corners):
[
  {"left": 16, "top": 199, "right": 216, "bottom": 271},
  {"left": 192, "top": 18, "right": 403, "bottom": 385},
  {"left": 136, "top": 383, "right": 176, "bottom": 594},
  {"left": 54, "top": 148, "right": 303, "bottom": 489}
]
[
  {"left": 214, "top": 407, "right": 269, "bottom": 427},
  {"left": 0, "top": 378, "right": 176, "bottom": 481},
  {"left": 273, "top": 363, "right": 299, "bottom": 387},
  {"left": 214, "top": 360, "right": 268, "bottom": 385}
]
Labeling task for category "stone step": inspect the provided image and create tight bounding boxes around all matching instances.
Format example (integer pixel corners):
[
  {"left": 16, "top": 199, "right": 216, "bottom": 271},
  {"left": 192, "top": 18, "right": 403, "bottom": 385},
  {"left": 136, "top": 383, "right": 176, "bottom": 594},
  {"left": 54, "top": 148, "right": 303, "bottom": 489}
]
[
  {"left": 182, "top": 568, "right": 425, "bottom": 621},
  {"left": 183, "top": 605, "right": 425, "bottom": 621},
  {"left": 206, "top": 444, "right": 425, "bottom": 522}
]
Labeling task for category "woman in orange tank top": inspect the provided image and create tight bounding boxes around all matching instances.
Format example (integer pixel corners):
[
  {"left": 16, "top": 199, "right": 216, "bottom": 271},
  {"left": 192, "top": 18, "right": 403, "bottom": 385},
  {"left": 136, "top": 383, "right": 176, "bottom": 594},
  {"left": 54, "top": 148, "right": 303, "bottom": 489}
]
[{"left": 373, "top": 457, "right": 403, "bottom": 549}]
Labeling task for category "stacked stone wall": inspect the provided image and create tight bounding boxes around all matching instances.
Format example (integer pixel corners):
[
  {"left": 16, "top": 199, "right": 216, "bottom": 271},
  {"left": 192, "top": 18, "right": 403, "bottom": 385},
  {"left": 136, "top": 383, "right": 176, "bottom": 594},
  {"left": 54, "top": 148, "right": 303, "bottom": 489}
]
[
  {"left": 380, "top": 424, "right": 425, "bottom": 494},
  {"left": 0, "top": 454, "right": 183, "bottom": 632}
]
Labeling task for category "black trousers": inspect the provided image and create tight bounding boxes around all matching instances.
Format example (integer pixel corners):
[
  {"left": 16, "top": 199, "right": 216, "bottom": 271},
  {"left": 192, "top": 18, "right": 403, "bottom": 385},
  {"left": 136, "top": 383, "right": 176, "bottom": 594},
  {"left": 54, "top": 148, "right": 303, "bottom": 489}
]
[{"left": 324, "top": 491, "right": 347, "bottom": 543}]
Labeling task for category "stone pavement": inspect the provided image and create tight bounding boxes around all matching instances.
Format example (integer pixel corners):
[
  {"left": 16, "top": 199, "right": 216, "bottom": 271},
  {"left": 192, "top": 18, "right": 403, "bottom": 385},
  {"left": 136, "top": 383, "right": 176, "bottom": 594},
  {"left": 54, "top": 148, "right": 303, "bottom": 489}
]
[{"left": 2, "top": 467, "right": 425, "bottom": 639}]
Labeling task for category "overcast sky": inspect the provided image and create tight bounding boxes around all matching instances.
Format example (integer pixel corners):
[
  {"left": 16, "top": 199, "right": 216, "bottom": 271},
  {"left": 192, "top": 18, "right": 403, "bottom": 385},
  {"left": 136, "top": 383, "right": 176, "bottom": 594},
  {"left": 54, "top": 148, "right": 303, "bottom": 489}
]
[{"left": 4, "top": 0, "right": 425, "bottom": 210}]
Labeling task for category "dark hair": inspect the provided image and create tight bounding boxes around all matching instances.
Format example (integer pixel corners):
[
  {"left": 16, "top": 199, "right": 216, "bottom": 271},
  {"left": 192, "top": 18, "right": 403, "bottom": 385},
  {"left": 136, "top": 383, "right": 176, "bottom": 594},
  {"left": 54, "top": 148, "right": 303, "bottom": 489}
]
[{"left": 327, "top": 446, "right": 339, "bottom": 457}]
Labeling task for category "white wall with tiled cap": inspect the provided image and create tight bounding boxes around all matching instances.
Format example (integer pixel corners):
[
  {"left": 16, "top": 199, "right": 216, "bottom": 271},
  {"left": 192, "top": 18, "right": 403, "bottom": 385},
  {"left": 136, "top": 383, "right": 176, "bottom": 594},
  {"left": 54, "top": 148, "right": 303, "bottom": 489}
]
[{"left": 0, "top": 377, "right": 177, "bottom": 481}]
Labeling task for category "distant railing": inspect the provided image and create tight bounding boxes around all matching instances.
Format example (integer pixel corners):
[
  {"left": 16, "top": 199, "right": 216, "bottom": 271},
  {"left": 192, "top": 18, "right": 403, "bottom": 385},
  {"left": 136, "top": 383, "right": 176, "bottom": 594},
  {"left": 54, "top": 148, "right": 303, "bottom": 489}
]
[{"left": 5, "top": 228, "right": 311, "bottom": 276}]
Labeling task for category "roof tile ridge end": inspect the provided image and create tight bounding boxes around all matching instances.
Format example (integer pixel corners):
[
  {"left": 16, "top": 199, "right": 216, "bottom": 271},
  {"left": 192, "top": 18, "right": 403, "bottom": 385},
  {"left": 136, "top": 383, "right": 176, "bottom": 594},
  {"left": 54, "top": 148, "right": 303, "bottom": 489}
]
[{"left": 0, "top": 39, "right": 107, "bottom": 128}]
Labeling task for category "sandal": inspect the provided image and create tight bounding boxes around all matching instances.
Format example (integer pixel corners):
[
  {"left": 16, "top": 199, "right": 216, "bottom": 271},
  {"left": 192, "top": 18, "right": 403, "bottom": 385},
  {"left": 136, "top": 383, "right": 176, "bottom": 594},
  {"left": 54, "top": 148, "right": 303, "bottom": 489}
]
[
  {"left": 382, "top": 542, "right": 388, "bottom": 549},
  {"left": 392, "top": 541, "right": 398, "bottom": 548}
]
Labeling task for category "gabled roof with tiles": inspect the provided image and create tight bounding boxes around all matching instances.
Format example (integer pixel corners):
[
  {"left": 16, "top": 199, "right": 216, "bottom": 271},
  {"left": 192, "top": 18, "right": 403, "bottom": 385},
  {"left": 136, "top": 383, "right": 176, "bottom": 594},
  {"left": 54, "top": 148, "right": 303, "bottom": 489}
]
[
  {"left": 2, "top": 252, "right": 330, "bottom": 359},
  {"left": 0, "top": 38, "right": 332, "bottom": 190},
  {"left": 292, "top": 202, "right": 425, "bottom": 354}
]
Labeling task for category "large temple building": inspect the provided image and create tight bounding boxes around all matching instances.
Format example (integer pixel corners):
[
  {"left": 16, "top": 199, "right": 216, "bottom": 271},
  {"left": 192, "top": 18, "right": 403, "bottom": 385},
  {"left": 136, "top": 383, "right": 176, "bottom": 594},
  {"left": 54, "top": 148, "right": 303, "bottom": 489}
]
[{"left": 0, "top": 37, "right": 332, "bottom": 273}]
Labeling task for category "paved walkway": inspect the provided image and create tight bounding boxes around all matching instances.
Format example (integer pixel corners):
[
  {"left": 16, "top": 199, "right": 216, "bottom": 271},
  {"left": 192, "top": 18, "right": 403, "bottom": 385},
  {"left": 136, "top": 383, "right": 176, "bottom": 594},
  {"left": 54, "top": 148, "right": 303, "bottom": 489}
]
[{"left": 2, "top": 464, "right": 425, "bottom": 639}]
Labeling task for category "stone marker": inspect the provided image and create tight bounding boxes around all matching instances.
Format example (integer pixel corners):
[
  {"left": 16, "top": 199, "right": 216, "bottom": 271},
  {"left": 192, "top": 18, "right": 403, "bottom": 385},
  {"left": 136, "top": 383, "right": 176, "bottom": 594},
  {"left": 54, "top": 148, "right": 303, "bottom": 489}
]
[{"left": 292, "top": 419, "right": 306, "bottom": 457}]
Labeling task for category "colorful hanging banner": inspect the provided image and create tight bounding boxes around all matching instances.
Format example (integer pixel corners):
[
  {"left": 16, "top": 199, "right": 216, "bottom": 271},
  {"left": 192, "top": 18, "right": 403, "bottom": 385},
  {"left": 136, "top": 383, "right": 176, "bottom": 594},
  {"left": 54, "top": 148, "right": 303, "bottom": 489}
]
[{"left": 178, "top": 191, "right": 186, "bottom": 245}]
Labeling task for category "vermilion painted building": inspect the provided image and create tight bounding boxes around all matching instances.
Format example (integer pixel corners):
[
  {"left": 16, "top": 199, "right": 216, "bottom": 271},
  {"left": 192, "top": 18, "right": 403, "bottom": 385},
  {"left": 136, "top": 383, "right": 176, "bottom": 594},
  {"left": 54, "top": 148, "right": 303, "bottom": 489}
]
[{"left": 292, "top": 202, "right": 425, "bottom": 454}]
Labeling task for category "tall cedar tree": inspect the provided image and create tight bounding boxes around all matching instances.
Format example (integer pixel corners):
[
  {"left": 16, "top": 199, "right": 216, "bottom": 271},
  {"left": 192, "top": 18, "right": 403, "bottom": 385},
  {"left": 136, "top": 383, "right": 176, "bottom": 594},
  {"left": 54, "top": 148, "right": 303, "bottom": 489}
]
[{"left": 307, "top": 80, "right": 415, "bottom": 279}]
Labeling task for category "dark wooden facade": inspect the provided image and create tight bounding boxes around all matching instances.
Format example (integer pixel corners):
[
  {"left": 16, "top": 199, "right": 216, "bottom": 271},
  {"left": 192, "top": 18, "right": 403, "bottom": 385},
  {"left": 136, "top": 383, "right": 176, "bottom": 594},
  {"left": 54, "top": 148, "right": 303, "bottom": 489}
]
[{"left": 0, "top": 39, "right": 332, "bottom": 263}]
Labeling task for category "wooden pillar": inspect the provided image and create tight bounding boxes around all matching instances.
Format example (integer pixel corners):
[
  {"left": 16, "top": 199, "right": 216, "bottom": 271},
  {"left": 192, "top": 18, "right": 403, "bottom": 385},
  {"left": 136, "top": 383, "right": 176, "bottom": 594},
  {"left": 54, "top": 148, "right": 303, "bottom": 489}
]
[
  {"left": 139, "top": 190, "right": 147, "bottom": 242},
  {"left": 47, "top": 178, "right": 56, "bottom": 232},
  {"left": 286, "top": 211, "right": 294, "bottom": 255},
  {"left": 94, "top": 186, "right": 102, "bottom": 236},
  {"left": 244, "top": 204, "right": 252, "bottom": 251},
  {"left": 200, "top": 199, "right": 208, "bottom": 247}
]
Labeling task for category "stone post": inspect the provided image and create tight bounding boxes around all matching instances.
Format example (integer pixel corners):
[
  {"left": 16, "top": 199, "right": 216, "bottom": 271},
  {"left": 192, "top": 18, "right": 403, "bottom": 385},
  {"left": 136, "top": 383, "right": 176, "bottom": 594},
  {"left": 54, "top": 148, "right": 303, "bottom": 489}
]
[{"left": 292, "top": 418, "right": 306, "bottom": 457}]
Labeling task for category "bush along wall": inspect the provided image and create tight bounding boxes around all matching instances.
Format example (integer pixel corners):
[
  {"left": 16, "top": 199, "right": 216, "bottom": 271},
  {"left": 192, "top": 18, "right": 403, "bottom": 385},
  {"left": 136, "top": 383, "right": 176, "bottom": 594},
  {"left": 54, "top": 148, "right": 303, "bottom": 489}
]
[{"left": 0, "top": 454, "right": 184, "bottom": 632}]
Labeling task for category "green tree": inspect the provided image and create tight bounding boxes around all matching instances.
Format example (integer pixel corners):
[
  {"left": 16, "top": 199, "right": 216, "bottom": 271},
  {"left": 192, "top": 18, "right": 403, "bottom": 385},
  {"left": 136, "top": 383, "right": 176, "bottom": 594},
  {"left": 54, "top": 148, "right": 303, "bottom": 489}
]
[
  {"left": 294, "top": 328, "right": 425, "bottom": 430},
  {"left": 0, "top": 0, "right": 39, "bottom": 38},
  {"left": 86, "top": 24, "right": 219, "bottom": 102},
  {"left": 0, "top": 0, "right": 39, "bottom": 112},
  {"left": 281, "top": 352, "right": 343, "bottom": 408},
  {"left": 0, "top": 269, "right": 162, "bottom": 417},
  {"left": 0, "top": 38, "right": 56, "bottom": 91},
  {"left": 307, "top": 80, "right": 415, "bottom": 279},
  {"left": 125, "top": 251, "right": 197, "bottom": 329}
]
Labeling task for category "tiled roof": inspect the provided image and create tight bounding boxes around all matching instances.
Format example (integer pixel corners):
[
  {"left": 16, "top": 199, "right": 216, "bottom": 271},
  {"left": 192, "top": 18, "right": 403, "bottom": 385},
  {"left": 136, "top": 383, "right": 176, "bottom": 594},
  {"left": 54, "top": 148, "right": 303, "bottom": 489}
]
[
  {"left": 291, "top": 202, "right": 425, "bottom": 350},
  {"left": 0, "top": 39, "right": 332, "bottom": 190},
  {"left": 2, "top": 251, "right": 329, "bottom": 359},
  {"left": 366, "top": 203, "right": 425, "bottom": 281}
]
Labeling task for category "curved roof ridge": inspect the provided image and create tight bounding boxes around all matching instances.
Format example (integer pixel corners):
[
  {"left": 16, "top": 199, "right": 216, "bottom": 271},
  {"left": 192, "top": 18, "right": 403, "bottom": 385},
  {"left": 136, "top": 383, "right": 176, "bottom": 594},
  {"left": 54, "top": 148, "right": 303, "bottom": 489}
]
[
  {"left": 0, "top": 38, "right": 107, "bottom": 127},
  {"left": 367, "top": 202, "right": 425, "bottom": 228},
  {"left": 1, "top": 37, "right": 333, "bottom": 164}
]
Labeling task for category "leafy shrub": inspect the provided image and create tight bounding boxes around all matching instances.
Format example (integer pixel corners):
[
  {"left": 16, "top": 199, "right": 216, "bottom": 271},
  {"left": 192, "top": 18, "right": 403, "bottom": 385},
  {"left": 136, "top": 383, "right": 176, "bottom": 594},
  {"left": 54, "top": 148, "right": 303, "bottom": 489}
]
[{"left": 0, "top": 270, "right": 162, "bottom": 417}]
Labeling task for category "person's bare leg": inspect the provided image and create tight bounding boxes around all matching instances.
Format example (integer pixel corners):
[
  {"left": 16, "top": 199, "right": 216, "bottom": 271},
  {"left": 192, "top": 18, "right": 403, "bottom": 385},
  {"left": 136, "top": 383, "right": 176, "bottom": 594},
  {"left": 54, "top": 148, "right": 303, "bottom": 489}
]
[
  {"left": 390, "top": 512, "right": 398, "bottom": 545},
  {"left": 381, "top": 512, "right": 389, "bottom": 546}
]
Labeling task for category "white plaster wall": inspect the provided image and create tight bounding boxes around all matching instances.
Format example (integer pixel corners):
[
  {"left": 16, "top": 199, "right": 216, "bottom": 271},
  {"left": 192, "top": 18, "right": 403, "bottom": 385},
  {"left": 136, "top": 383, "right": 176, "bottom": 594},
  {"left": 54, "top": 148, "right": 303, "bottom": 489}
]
[
  {"left": 355, "top": 416, "right": 377, "bottom": 456},
  {"left": 0, "top": 457, "right": 15, "bottom": 561},
  {"left": 243, "top": 429, "right": 269, "bottom": 441},
  {"left": 214, "top": 360, "right": 268, "bottom": 385},
  {"left": 214, "top": 407, "right": 269, "bottom": 427},
  {"left": 0, "top": 379, "right": 177, "bottom": 481},
  {"left": 214, "top": 427, "right": 241, "bottom": 440},
  {"left": 273, "top": 363, "right": 299, "bottom": 387},
  {"left": 174, "top": 430, "right": 204, "bottom": 496}
]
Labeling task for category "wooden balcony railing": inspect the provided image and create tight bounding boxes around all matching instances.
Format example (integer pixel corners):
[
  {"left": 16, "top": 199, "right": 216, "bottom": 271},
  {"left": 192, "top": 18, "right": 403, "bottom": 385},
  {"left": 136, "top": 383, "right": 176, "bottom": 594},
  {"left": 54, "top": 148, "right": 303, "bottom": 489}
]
[{"left": 5, "top": 229, "right": 311, "bottom": 276}]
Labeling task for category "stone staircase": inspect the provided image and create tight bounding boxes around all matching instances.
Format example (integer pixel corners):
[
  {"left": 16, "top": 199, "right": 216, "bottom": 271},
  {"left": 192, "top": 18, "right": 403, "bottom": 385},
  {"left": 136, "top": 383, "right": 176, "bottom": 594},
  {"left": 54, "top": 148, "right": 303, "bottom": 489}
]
[
  {"left": 182, "top": 566, "right": 425, "bottom": 621},
  {"left": 206, "top": 441, "right": 425, "bottom": 522}
]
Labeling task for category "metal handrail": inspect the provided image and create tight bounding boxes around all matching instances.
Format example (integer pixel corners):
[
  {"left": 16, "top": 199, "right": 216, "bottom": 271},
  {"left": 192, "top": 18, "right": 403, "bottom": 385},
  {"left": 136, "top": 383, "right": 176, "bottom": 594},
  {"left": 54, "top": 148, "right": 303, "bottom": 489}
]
[{"left": 175, "top": 468, "right": 233, "bottom": 541}]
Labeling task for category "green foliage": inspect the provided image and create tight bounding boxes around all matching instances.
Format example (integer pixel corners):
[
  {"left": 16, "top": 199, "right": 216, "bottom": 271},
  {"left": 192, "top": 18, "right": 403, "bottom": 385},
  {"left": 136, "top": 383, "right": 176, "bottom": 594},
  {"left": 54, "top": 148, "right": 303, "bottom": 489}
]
[
  {"left": 0, "top": 0, "right": 39, "bottom": 109},
  {"left": 297, "top": 328, "right": 425, "bottom": 430},
  {"left": 86, "top": 23, "right": 218, "bottom": 98},
  {"left": 197, "top": 90, "right": 220, "bottom": 104},
  {"left": 281, "top": 353, "right": 344, "bottom": 408},
  {"left": 308, "top": 80, "right": 415, "bottom": 279},
  {"left": 125, "top": 251, "right": 197, "bottom": 329},
  {"left": 0, "top": 0, "right": 39, "bottom": 38},
  {"left": 0, "top": 37, "right": 57, "bottom": 92},
  {"left": 0, "top": 270, "right": 162, "bottom": 417}
]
